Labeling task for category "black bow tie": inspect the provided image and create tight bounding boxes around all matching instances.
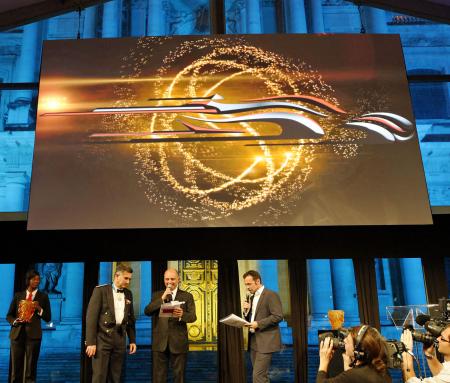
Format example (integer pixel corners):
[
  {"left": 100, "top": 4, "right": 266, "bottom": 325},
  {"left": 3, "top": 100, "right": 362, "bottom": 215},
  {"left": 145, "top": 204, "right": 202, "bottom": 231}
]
[{"left": 116, "top": 289, "right": 124, "bottom": 294}]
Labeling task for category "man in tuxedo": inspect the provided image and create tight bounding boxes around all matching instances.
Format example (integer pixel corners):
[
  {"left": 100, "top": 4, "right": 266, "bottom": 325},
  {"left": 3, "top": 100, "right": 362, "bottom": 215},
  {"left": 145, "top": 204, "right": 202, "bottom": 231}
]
[
  {"left": 145, "top": 268, "right": 196, "bottom": 383},
  {"left": 242, "top": 270, "right": 283, "bottom": 383},
  {"left": 6, "top": 269, "right": 51, "bottom": 383},
  {"left": 86, "top": 264, "right": 137, "bottom": 383}
]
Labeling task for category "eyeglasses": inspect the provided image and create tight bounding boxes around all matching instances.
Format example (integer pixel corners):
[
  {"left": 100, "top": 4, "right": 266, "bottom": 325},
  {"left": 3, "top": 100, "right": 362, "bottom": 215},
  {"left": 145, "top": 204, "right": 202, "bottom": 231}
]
[{"left": 440, "top": 337, "right": 450, "bottom": 343}]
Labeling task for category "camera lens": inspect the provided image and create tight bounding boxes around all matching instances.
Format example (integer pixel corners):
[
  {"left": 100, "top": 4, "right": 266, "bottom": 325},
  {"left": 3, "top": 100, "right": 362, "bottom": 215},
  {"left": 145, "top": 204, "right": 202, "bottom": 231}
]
[{"left": 411, "top": 330, "right": 436, "bottom": 347}]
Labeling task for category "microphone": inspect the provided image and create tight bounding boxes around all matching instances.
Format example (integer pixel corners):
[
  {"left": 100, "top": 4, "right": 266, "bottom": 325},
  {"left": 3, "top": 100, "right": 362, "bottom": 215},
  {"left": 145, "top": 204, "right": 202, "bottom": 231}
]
[
  {"left": 164, "top": 283, "right": 174, "bottom": 303},
  {"left": 416, "top": 314, "right": 431, "bottom": 327},
  {"left": 244, "top": 292, "right": 253, "bottom": 315}
]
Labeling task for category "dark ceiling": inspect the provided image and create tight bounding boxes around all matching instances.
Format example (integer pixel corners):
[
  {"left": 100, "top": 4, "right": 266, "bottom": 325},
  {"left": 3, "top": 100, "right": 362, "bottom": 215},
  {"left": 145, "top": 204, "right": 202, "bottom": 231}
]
[{"left": 0, "top": 0, "right": 449, "bottom": 32}]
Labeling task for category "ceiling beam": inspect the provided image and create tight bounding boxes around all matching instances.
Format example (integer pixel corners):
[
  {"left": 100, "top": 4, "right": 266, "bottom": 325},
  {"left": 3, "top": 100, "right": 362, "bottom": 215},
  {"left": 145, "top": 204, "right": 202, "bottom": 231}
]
[
  {"left": 0, "top": 0, "right": 110, "bottom": 32},
  {"left": 349, "top": 0, "right": 450, "bottom": 24}
]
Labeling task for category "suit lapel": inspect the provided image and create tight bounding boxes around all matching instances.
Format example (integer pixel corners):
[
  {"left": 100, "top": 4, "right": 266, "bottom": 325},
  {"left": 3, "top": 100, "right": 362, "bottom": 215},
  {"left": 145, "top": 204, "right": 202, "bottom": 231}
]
[
  {"left": 106, "top": 286, "right": 116, "bottom": 322},
  {"left": 174, "top": 288, "right": 185, "bottom": 302},
  {"left": 123, "top": 290, "right": 131, "bottom": 319}
]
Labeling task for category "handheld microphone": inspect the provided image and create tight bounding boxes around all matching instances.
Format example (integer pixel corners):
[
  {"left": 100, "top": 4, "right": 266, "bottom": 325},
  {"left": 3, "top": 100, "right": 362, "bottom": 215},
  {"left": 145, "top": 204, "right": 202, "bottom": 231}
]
[
  {"left": 244, "top": 292, "right": 253, "bottom": 315},
  {"left": 164, "top": 283, "right": 174, "bottom": 302}
]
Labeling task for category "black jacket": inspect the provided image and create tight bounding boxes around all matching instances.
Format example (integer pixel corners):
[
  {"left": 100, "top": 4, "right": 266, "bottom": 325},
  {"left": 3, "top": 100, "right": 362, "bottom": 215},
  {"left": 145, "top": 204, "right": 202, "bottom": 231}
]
[
  {"left": 145, "top": 288, "right": 196, "bottom": 354},
  {"left": 244, "top": 288, "right": 283, "bottom": 353},
  {"left": 85, "top": 284, "right": 136, "bottom": 346}
]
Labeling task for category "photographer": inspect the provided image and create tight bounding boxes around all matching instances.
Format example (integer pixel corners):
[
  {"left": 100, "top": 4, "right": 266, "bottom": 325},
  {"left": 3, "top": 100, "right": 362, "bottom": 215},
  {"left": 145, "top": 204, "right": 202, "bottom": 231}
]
[
  {"left": 317, "top": 325, "right": 392, "bottom": 383},
  {"left": 401, "top": 327, "right": 450, "bottom": 382}
]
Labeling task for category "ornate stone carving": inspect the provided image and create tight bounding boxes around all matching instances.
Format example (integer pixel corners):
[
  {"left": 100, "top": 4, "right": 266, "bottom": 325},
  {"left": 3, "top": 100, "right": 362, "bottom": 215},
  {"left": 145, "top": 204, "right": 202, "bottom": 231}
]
[{"left": 176, "top": 259, "right": 218, "bottom": 347}]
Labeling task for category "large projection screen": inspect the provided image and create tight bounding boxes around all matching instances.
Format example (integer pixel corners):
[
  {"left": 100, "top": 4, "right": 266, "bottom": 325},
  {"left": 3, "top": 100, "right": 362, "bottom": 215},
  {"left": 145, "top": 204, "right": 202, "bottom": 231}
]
[{"left": 28, "top": 34, "right": 432, "bottom": 229}]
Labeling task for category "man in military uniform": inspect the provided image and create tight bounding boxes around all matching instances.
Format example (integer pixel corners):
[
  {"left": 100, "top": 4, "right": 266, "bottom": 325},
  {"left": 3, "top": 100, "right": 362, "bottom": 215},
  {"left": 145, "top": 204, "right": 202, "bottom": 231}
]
[{"left": 86, "top": 264, "right": 137, "bottom": 383}]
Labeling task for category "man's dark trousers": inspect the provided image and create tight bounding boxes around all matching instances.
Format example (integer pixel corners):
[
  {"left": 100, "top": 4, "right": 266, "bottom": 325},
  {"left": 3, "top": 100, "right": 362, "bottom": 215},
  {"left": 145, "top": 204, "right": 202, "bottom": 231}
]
[
  {"left": 10, "top": 327, "right": 41, "bottom": 383},
  {"left": 152, "top": 346, "right": 186, "bottom": 383},
  {"left": 92, "top": 327, "right": 126, "bottom": 383}
]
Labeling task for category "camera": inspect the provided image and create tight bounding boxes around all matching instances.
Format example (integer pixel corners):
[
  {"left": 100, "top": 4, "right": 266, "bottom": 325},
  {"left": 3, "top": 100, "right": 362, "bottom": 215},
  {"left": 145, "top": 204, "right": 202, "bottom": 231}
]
[
  {"left": 384, "top": 340, "right": 407, "bottom": 369},
  {"left": 318, "top": 328, "right": 349, "bottom": 351},
  {"left": 409, "top": 329, "right": 436, "bottom": 347},
  {"left": 318, "top": 328, "right": 406, "bottom": 370},
  {"left": 408, "top": 297, "right": 450, "bottom": 347}
]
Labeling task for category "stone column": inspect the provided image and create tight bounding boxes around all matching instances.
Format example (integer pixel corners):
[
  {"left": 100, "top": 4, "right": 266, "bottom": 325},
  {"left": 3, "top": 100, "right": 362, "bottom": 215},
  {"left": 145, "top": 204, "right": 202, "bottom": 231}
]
[
  {"left": 308, "top": 0, "right": 324, "bottom": 33},
  {"left": 140, "top": 261, "right": 152, "bottom": 315},
  {"left": 239, "top": 7, "right": 248, "bottom": 33},
  {"left": 5, "top": 172, "right": 28, "bottom": 211},
  {"left": 308, "top": 259, "right": 334, "bottom": 327},
  {"left": 363, "top": 6, "right": 387, "bottom": 33},
  {"left": 0, "top": 264, "right": 15, "bottom": 318},
  {"left": 0, "top": 176, "right": 6, "bottom": 211},
  {"left": 147, "top": 0, "right": 164, "bottom": 36},
  {"left": 99, "top": 262, "right": 112, "bottom": 285},
  {"left": 61, "top": 263, "right": 85, "bottom": 320},
  {"left": 376, "top": 258, "right": 395, "bottom": 326},
  {"left": 135, "top": 261, "right": 152, "bottom": 345},
  {"left": 285, "top": 0, "right": 307, "bottom": 33},
  {"left": 330, "top": 259, "right": 359, "bottom": 326},
  {"left": 277, "top": 261, "right": 293, "bottom": 344},
  {"left": 258, "top": 260, "right": 278, "bottom": 292},
  {"left": 83, "top": 5, "right": 97, "bottom": 38},
  {"left": 400, "top": 258, "right": 427, "bottom": 305},
  {"left": 6, "top": 22, "right": 41, "bottom": 129},
  {"left": 102, "top": 0, "right": 122, "bottom": 38},
  {"left": 278, "top": 260, "right": 291, "bottom": 315},
  {"left": 130, "top": 0, "right": 146, "bottom": 36},
  {"left": 246, "top": 0, "right": 262, "bottom": 33}
]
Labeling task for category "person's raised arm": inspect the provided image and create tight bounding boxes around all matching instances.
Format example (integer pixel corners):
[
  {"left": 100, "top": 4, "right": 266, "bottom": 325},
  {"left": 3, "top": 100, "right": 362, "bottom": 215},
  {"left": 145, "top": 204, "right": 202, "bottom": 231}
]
[
  {"left": 144, "top": 291, "right": 164, "bottom": 316},
  {"left": 423, "top": 342, "right": 443, "bottom": 376}
]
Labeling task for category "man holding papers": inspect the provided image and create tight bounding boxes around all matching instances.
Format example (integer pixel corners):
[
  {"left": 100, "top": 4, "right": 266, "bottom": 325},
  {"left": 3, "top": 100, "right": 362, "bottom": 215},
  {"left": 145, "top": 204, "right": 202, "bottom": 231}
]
[
  {"left": 145, "top": 268, "right": 196, "bottom": 383},
  {"left": 242, "top": 270, "right": 283, "bottom": 383}
]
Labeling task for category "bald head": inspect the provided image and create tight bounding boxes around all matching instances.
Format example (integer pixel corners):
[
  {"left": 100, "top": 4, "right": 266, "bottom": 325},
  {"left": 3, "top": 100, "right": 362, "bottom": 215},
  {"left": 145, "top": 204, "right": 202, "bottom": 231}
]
[{"left": 164, "top": 268, "right": 180, "bottom": 290}]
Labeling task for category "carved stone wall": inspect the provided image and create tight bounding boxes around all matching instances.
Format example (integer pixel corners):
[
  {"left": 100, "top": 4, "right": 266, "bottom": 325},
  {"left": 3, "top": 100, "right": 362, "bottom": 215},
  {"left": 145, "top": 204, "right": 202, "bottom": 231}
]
[{"left": 170, "top": 260, "right": 218, "bottom": 348}]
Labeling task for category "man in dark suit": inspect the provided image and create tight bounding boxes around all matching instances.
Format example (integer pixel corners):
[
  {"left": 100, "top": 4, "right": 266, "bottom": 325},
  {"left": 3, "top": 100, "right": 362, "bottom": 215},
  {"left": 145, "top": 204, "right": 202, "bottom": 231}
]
[
  {"left": 6, "top": 269, "right": 51, "bottom": 383},
  {"left": 86, "top": 264, "right": 137, "bottom": 383},
  {"left": 243, "top": 270, "right": 283, "bottom": 383},
  {"left": 145, "top": 268, "right": 196, "bottom": 383}
]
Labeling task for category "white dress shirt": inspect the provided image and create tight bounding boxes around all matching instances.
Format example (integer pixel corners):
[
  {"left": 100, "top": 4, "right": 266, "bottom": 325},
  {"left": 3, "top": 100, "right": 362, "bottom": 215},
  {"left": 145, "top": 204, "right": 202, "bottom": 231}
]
[
  {"left": 112, "top": 284, "right": 125, "bottom": 325},
  {"left": 170, "top": 286, "right": 178, "bottom": 301},
  {"left": 250, "top": 285, "right": 264, "bottom": 332},
  {"left": 407, "top": 361, "right": 450, "bottom": 383}
]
